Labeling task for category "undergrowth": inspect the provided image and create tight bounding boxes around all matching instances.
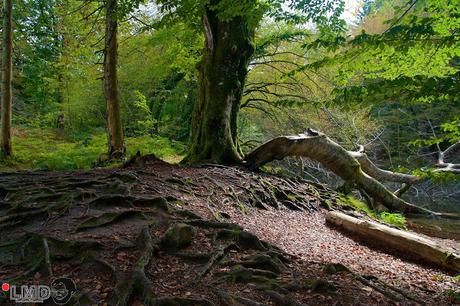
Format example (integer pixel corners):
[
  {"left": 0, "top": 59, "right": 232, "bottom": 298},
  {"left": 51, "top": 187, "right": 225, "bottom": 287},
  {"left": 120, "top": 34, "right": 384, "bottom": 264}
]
[
  {"left": 0, "top": 128, "right": 186, "bottom": 171},
  {"left": 337, "top": 196, "right": 407, "bottom": 229},
  {"left": 444, "top": 289, "right": 460, "bottom": 303}
]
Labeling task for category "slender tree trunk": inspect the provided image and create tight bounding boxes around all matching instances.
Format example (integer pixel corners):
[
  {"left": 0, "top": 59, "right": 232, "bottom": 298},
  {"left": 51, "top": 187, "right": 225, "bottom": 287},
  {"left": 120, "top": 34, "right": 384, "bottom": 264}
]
[
  {"left": 152, "top": 72, "right": 185, "bottom": 135},
  {"left": 152, "top": 96, "right": 164, "bottom": 135},
  {"left": 184, "top": 4, "right": 254, "bottom": 164},
  {"left": 104, "top": 0, "right": 124, "bottom": 158},
  {"left": 0, "top": 0, "right": 13, "bottom": 157}
]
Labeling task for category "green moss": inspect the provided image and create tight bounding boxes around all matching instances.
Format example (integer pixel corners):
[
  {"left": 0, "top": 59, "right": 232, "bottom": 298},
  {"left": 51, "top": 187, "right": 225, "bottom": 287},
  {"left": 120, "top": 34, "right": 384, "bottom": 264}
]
[
  {"left": 160, "top": 223, "right": 196, "bottom": 249},
  {"left": 0, "top": 128, "right": 186, "bottom": 171},
  {"left": 337, "top": 195, "right": 374, "bottom": 216},
  {"left": 379, "top": 212, "right": 406, "bottom": 229},
  {"left": 213, "top": 211, "right": 223, "bottom": 222},
  {"left": 337, "top": 195, "right": 407, "bottom": 229},
  {"left": 236, "top": 201, "right": 249, "bottom": 215}
]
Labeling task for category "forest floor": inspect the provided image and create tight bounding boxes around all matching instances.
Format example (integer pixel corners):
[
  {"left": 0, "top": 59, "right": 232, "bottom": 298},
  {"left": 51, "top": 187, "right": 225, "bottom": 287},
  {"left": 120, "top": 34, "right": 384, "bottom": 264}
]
[{"left": 0, "top": 155, "right": 459, "bottom": 305}]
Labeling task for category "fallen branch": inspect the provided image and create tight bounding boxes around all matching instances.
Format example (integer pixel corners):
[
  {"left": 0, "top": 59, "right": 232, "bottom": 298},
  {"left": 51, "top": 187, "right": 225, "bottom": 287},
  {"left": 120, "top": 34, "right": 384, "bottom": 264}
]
[{"left": 244, "top": 129, "right": 434, "bottom": 215}]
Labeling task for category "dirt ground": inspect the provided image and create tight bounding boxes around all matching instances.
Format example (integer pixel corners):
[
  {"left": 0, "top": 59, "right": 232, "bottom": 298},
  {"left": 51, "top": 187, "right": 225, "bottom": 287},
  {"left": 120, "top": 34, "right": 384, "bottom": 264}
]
[{"left": 0, "top": 156, "right": 458, "bottom": 305}]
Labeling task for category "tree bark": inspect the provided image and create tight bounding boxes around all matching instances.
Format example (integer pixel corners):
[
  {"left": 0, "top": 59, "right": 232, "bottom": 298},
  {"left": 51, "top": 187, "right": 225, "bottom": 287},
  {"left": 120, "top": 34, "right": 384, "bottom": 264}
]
[
  {"left": 104, "top": 0, "right": 124, "bottom": 158},
  {"left": 184, "top": 3, "right": 254, "bottom": 164},
  {"left": 0, "top": 0, "right": 13, "bottom": 157},
  {"left": 244, "top": 129, "right": 436, "bottom": 215}
]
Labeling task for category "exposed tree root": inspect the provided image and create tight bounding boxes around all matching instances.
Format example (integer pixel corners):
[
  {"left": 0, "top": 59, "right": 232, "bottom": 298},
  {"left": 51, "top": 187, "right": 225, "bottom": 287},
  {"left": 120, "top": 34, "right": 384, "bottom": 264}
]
[
  {"left": 214, "top": 229, "right": 269, "bottom": 251},
  {"left": 222, "top": 252, "right": 287, "bottom": 276},
  {"left": 212, "top": 288, "right": 266, "bottom": 306},
  {"left": 0, "top": 168, "right": 311, "bottom": 305},
  {"left": 77, "top": 210, "right": 146, "bottom": 231},
  {"left": 111, "top": 227, "right": 157, "bottom": 306},
  {"left": 172, "top": 252, "right": 212, "bottom": 263},
  {"left": 323, "top": 262, "right": 425, "bottom": 304},
  {"left": 42, "top": 237, "right": 53, "bottom": 277},
  {"left": 189, "top": 243, "right": 238, "bottom": 286},
  {"left": 264, "top": 290, "right": 306, "bottom": 306},
  {"left": 0, "top": 163, "right": 449, "bottom": 305},
  {"left": 153, "top": 297, "right": 214, "bottom": 306}
]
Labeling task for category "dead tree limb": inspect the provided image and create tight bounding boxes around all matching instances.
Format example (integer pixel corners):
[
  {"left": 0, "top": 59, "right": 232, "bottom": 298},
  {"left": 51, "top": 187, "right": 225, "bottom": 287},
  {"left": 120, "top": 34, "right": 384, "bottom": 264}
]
[
  {"left": 435, "top": 141, "right": 460, "bottom": 174},
  {"left": 244, "top": 129, "right": 439, "bottom": 215},
  {"left": 350, "top": 149, "right": 421, "bottom": 185}
]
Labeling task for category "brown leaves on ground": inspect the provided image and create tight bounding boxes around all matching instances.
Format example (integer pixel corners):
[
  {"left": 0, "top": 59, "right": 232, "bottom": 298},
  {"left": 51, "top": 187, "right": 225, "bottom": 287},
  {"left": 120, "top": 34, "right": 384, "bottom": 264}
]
[{"left": 0, "top": 158, "right": 458, "bottom": 305}]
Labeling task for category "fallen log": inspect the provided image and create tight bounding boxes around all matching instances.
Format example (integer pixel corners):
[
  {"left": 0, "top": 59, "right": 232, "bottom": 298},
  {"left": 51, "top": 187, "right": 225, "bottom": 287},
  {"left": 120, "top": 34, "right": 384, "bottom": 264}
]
[{"left": 326, "top": 211, "right": 460, "bottom": 272}]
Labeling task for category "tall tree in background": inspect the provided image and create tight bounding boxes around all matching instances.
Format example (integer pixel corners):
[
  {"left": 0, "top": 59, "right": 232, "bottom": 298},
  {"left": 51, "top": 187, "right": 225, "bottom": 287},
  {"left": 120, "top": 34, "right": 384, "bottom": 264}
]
[
  {"left": 104, "top": 0, "right": 124, "bottom": 158},
  {"left": 159, "top": 0, "right": 345, "bottom": 164},
  {"left": 0, "top": 0, "right": 13, "bottom": 157}
]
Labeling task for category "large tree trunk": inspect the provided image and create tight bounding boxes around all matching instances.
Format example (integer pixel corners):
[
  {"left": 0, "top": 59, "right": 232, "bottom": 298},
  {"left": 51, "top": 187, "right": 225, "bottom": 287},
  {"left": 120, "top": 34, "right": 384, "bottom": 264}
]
[
  {"left": 184, "top": 3, "right": 254, "bottom": 164},
  {"left": 104, "top": 0, "right": 124, "bottom": 158},
  {"left": 0, "top": 0, "right": 13, "bottom": 157},
  {"left": 245, "top": 129, "right": 437, "bottom": 215}
]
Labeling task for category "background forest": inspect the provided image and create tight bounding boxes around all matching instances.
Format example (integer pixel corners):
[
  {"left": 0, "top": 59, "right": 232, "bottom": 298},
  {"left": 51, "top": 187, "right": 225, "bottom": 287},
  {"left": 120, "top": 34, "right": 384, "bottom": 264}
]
[{"left": 0, "top": 0, "right": 459, "bottom": 212}]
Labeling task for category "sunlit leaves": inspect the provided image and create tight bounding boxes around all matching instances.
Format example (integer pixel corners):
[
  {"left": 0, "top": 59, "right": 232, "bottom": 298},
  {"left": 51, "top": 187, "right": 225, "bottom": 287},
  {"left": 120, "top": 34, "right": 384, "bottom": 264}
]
[
  {"left": 441, "top": 117, "right": 460, "bottom": 142},
  {"left": 157, "top": 0, "right": 346, "bottom": 35},
  {"left": 329, "top": 0, "right": 460, "bottom": 112},
  {"left": 286, "top": 0, "right": 346, "bottom": 32},
  {"left": 118, "top": 0, "right": 145, "bottom": 18}
]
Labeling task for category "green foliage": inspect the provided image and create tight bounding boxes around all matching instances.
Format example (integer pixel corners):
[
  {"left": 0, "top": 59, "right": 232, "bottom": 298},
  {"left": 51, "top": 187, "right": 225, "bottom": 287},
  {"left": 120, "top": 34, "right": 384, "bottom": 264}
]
[
  {"left": 117, "top": 22, "right": 200, "bottom": 141},
  {"left": 379, "top": 212, "right": 406, "bottom": 229},
  {"left": 125, "top": 91, "right": 154, "bottom": 136},
  {"left": 411, "top": 168, "right": 460, "bottom": 184},
  {"left": 0, "top": 129, "right": 185, "bottom": 171},
  {"left": 158, "top": 0, "right": 268, "bottom": 29},
  {"left": 13, "top": 0, "right": 63, "bottom": 122},
  {"left": 8, "top": 0, "right": 202, "bottom": 145},
  {"left": 118, "top": 0, "right": 145, "bottom": 18},
  {"left": 338, "top": 195, "right": 372, "bottom": 212},
  {"left": 337, "top": 196, "right": 407, "bottom": 229},
  {"left": 158, "top": 0, "right": 346, "bottom": 36},
  {"left": 444, "top": 289, "right": 460, "bottom": 303},
  {"left": 331, "top": 0, "right": 460, "bottom": 106},
  {"left": 283, "top": 0, "right": 346, "bottom": 32},
  {"left": 441, "top": 117, "right": 460, "bottom": 143}
]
